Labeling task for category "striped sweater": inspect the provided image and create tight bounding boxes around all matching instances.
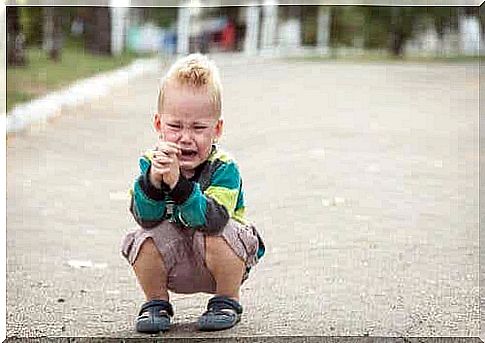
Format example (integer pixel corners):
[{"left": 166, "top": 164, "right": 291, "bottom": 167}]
[
  {"left": 130, "top": 144, "right": 265, "bottom": 261},
  {"left": 130, "top": 145, "right": 257, "bottom": 234}
]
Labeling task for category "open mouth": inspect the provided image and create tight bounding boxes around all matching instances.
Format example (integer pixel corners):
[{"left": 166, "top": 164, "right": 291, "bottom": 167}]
[{"left": 180, "top": 149, "right": 198, "bottom": 159}]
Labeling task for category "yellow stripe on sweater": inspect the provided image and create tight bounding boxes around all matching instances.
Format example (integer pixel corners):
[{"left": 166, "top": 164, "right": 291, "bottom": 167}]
[
  {"left": 204, "top": 186, "right": 239, "bottom": 216},
  {"left": 233, "top": 207, "right": 248, "bottom": 225},
  {"left": 207, "top": 149, "right": 233, "bottom": 163}
]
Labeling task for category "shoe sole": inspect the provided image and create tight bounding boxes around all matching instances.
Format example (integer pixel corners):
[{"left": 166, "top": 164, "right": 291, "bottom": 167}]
[
  {"left": 136, "top": 318, "right": 171, "bottom": 333},
  {"left": 197, "top": 315, "right": 240, "bottom": 331}
]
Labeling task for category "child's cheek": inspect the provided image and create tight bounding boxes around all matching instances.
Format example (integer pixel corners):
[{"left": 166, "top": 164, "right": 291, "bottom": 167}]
[{"left": 163, "top": 131, "right": 179, "bottom": 143}]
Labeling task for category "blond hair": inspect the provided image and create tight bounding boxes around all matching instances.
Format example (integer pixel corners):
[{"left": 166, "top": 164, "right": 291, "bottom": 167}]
[{"left": 157, "top": 53, "right": 222, "bottom": 118}]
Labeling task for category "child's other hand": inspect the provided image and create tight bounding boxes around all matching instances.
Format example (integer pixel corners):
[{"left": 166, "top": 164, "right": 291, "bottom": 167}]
[{"left": 151, "top": 141, "right": 181, "bottom": 190}]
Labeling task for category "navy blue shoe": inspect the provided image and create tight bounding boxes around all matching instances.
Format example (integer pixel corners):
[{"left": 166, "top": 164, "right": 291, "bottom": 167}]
[
  {"left": 135, "top": 299, "right": 173, "bottom": 333},
  {"left": 197, "top": 296, "right": 243, "bottom": 331}
]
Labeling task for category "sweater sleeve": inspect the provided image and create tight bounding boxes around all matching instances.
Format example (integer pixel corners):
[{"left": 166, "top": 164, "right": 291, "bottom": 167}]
[
  {"left": 129, "top": 155, "right": 169, "bottom": 228},
  {"left": 169, "top": 160, "right": 241, "bottom": 234}
]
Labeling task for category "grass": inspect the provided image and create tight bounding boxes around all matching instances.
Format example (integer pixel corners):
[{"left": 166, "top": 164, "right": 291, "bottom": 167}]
[{"left": 6, "top": 40, "right": 154, "bottom": 112}]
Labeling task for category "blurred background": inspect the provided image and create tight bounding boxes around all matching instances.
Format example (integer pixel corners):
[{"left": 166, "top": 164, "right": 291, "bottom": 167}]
[
  {"left": 5, "top": 4, "right": 482, "bottom": 337},
  {"left": 6, "top": 4, "right": 484, "bottom": 112}
]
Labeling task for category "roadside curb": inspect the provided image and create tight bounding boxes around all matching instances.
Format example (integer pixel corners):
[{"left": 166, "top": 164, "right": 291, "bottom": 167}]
[{"left": 6, "top": 57, "right": 162, "bottom": 134}]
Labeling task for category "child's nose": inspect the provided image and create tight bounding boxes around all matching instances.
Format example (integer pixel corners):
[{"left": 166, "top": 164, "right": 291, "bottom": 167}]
[{"left": 179, "top": 128, "right": 193, "bottom": 143}]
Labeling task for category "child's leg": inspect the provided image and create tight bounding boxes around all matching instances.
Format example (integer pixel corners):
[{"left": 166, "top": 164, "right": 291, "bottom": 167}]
[
  {"left": 133, "top": 238, "right": 170, "bottom": 301},
  {"left": 204, "top": 235, "right": 245, "bottom": 301}
]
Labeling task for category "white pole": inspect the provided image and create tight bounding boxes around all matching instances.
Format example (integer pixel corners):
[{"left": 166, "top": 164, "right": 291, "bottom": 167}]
[
  {"left": 459, "top": 15, "right": 480, "bottom": 56},
  {"left": 316, "top": 6, "right": 330, "bottom": 55},
  {"left": 261, "top": 1, "right": 278, "bottom": 55},
  {"left": 244, "top": 6, "right": 261, "bottom": 56},
  {"left": 110, "top": 0, "right": 129, "bottom": 55},
  {"left": 177, "top": 7, "right": 191, "bottom": 55}
]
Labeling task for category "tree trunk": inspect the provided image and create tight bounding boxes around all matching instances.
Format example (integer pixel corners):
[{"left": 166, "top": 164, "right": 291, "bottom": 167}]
[
  {"left": 389, "top": 29, "right": 404, "bottom": 56},
  {"left": 328, "top": 7, "right": 338, "bottom": 57},
  {"left": 43, "top": 7, "right": 63, "bottom": 62},
  {"left": 388, "top": 7, "right": 404, "bottom": 57},
  {"left": 84, "top": 7, "right": 112, "bottom": 55},
  {"left": 7, "top": 7, "right": 27, "bottom": 66}
]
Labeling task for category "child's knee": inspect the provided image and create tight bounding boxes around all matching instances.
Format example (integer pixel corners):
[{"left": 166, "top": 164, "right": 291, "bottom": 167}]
[
  {"left": 139, "top": 237, "right": 158, "bottom": 255},
  {"left": 205, "top": 235, "right": 224, "bottom": 247},
  {"left": 205, "top": 235, "right": 243, "bottom": 264},
  {"left": 134, "top": 238, "right": 167, "bottom": 269},
  {"left": 205, "top": 235, "right": 228, "bottom": 254}
]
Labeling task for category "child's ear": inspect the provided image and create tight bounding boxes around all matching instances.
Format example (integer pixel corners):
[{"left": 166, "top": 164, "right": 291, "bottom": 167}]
[
  {"left": 214, "top": 118, "right": 224, "bottom": 140},
  {"left": 153, "top": 113, "right": 162, "bottom": 134}
]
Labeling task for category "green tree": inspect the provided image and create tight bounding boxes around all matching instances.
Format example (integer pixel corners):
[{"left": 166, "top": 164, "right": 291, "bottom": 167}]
[
  {"left": 83, "top": 7, "right": 112, "bottom": 55},
  {"left": 19, "top": 7, "right": 43, "bottom": 47},
  {"left": 144, "top": 7, "right": 178, "bottom": 28},
  {"left": 428, "top": 7, "right": 460, "bottom": 39},
  {"left": 330, "top": 6, "right": 365, "bottom": 48},
  {"left": 361, "top": 7, "right": 423, "bottom": 56},
  {"left": 7, "top": 7, "right": 27, "bottom": 66},
  {"left": 43, "top": 7, "right": 64, "bottom": 61}
]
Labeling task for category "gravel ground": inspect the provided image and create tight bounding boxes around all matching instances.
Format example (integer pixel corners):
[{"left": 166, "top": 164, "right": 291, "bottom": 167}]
[{"left": 6, "top": 55, "right": 480, "bottom": 339}]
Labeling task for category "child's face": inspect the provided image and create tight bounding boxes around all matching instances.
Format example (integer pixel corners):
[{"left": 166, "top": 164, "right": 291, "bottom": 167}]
[{"left": 154, "top": 81, "right": 223, "bottom": 172}]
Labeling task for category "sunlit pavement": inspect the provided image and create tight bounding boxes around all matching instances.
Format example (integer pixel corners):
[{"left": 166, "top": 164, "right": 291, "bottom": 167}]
[{"left": 6, "top": 54, "right": 480, "bottom": 338}]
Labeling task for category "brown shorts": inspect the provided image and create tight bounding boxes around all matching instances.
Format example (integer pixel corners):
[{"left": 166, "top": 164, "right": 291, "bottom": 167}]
[{"left": 120, "top": 219, "right": 261, "bottom": 294}]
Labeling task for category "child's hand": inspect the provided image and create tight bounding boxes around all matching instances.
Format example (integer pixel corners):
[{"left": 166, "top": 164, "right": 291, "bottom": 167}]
[{"left": 151, "top": 141, "right": 181, "bottom": 190}]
